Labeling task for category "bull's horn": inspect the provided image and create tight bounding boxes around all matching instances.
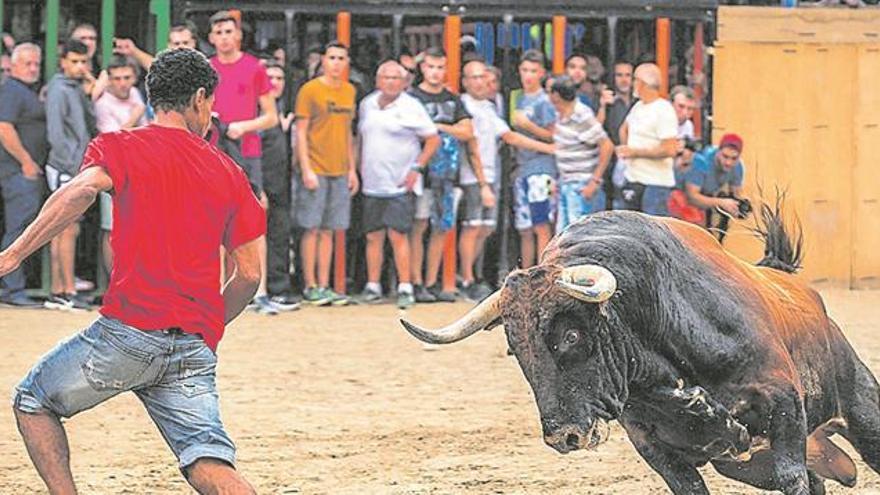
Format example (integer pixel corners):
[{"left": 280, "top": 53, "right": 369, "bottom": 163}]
[
  {"left": 400, "top": 290, "right": 502, "bottom": 344},
  {"left": 556, "top": 265, "right": 617, "bottom": 303}
]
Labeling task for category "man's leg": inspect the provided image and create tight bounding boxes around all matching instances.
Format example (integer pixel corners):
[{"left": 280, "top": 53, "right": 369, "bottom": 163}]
[
  {"left": 186, "top": 459, "right": 255, "bottom": 495},
  {"left": 1, "top": 174, "right": 43, "bottom": 296},
  {"left": 409, "top": 219, "right": 428, "bottom": 285},
  {"left": 534, "top": 223, "right": 553, "bottom": 263},
  {"left": 13, "top": 409, "right": 77, "bottom": 495},
  {"left": 59, "top": 223, "right": 79, "bottom": 295},
  {"left": 365, "top": 230, "right": 385, "bottom": 285},
  {"left": 459, "top": 225, "right": 480, "bottom": 285},
  {"left": 388, "top": 229, "right": 411, "bottom": 285},
  {"left": 300, "top": 228, "right": 318, "bottom": 288},
  {"left": 50, "top": 236, "right": 64, "bottom": 295},
  {"left": 423, "top": 230, "right": 446, "bottom": 289},
  {"left": 316, "top": 229, "right": 334, "bottom": 289},
  {"left": 519, "top": 228, "right": 535, "bottom": 268}
]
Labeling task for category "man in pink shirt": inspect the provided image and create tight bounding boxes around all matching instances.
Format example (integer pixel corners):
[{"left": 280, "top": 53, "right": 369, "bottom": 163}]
[
  {"left": 94, "top": 55, "right": 147, "bottom": 274},
  {"left": 208, "top": 10, "right": 278, "bottom": 198}
]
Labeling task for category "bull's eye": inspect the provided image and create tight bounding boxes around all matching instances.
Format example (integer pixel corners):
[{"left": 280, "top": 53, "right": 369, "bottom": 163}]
[{"left": 564, "top": 329, "right": 580, "bottom": 346}]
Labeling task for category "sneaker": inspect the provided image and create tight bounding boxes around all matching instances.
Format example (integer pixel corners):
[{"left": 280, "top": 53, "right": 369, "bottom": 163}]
[
  {"left": 463, "top": 282, "right": 494, "bottom": 303},
  {"left": 322, "top": 287, "right": 350, "bottom": 307},
  {"left": 358, "top": 287, "right": 383, "bottom": 304},
  {"left": 0, "top": 292, "right": 43, "bottom": 308},
  {"left": 413, "top": 284, "right": 436, "bottom": 303},
  {"left": 303, "top": 287, "right": 332, "bottom": 306},
  {"left": 427, "top": 284, "right": 456, "bottom": 303},
  {"left": 252, "top": 295, "right": 279, "bottom": 315},
  {"left": 396, "top": 291, "right": 415, "bottom": 310},
  {"left": 269, "top": 294, "right": 301, "bottom": 312},
  {"left": 67, "top": 294, "right": 92, "bottom": 311},
  {"left": 44, "top": 294, "right": 74, "bottom": 310}
]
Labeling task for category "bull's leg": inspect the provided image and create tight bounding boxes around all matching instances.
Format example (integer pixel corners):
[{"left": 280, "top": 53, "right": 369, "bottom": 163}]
[
  {"left": 839, "top": 360, "right": 880, "bottom": 474},
  {"left": 622, "top": 420, "right": 709, "bottom": 495},
  {"left": 713, "top": 390, "right": 811, "bottom": 495}
]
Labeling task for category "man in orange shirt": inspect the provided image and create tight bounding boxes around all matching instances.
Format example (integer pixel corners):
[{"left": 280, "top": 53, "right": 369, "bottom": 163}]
[{"left": 294, "top": 41, "right": 358, "bottom": 306}]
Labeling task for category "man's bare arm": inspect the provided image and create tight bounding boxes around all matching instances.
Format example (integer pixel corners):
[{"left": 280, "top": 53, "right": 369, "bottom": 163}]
[
  {"left": 228, "top": 93, "right": 279, "bottom": 138},
  {"left": 223, "top": 236, "right": 263, "bottom": 324},
  {"left": 436, "top": 118, "right": 474, "bottom": 141},
  {"left": 0, "top": 166, "right": 112, "bottom": 276},
  {"left": 0, "top": 123, "right": 40, "bottom": 176}
]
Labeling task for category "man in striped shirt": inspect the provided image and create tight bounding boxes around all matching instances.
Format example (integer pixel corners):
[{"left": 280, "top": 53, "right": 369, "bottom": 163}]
[{"left": 548, "top": 76, "right": 613, "bottom": 234}]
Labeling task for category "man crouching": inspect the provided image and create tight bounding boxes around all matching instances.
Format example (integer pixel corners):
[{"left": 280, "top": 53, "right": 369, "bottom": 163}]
[{"left": 2, "top": 48, "right": 265, "bottom": 494}]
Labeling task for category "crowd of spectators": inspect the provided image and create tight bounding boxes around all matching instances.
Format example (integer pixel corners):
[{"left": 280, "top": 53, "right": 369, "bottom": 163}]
[{"left": 0, "top": 11, "right": 748, "bottom": 312}]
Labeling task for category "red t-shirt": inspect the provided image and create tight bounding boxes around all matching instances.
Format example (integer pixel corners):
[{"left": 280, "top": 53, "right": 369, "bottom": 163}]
[
  {"left": 81, "top": 125, "right": 266, "bottom": 351},
  {"left": 210, "top": 53, "right": 272, "bottom": 158}
]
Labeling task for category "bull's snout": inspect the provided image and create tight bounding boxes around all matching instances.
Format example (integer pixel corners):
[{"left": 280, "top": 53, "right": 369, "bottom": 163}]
[{"left": 542, "top": 418, "right": 610, "bottom": 454}]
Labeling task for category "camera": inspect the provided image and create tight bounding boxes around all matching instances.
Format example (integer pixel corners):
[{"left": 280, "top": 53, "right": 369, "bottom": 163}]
[{"left": 717, "top": 192, "right": 752, "bottom": 219}]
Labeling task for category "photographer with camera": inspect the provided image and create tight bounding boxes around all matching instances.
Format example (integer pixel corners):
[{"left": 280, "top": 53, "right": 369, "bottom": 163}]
[{"left": 684, "top": 133, "right": 746, "bottom": 219}]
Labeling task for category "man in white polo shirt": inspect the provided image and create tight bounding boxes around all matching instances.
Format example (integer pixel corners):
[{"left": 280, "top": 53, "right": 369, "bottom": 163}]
[
  {"left": 357, "top": 60, "right": 439, "bottom": 309},
  {"left": 615, "top": 63, "right": 679, "bottom": 216}
]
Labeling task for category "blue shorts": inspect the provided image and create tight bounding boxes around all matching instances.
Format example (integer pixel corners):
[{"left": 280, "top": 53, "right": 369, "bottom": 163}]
[
  {"left": 514, "top": 173, "right": 556, "bottom": 231},
  {"left": 556, "top": 179, "right": 606, "bottom": 234},
  {"left": 12, "top": 317, "right": 235, "bottom": 470}
]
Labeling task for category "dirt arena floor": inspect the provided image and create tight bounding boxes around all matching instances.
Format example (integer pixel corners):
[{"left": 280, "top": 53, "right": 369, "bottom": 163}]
[{"left": 2, "top": 289, "right": 880, "bottom": 494}]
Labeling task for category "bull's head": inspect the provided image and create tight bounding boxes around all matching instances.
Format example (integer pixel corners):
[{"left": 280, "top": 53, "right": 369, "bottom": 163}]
[{"left": 401, "top": 262, "right": 633, "bottom": 455}]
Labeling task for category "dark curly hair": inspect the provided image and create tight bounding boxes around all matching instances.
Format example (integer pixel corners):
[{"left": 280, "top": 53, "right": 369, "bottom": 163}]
[{"left": 146, "top": 48, "right": 218, "bottom": 113}]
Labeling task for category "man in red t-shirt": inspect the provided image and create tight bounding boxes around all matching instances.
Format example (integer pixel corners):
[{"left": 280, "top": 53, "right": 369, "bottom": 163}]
[{"left": 2, "top": 49, "right": 264, "bottom": 494}]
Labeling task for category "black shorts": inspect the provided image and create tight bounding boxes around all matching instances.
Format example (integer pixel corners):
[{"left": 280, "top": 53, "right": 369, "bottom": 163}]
[{"left": 362, "top": 194, "right": 415, "bottom": 234}]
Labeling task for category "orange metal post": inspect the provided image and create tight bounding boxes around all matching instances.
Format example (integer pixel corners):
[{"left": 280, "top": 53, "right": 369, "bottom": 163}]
[
  {"left": 692, "top": 22, "right": 704, "bottom": 139},
  {"left": 656, "top": 18, "right": 670, "bottom": 98},
  {"left": 441, "top": 15, "right": 461, "bottom": 293},
  {"left": 334, "top": 11, "right": 351, "bottom": 295},
  {"left": 552, "top": 16, "right": 566, "bottom": 75}
]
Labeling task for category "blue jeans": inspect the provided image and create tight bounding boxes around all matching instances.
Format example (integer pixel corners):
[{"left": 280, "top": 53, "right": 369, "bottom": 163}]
[
  {"left": 0, "top": 173, "right": 43, "bottom": 294},
  {"left": 12, "top": 317, "right": 235, "bottom": 469},
  {"left": 556, "top": 180, "right": 606, "bottom": 234}
]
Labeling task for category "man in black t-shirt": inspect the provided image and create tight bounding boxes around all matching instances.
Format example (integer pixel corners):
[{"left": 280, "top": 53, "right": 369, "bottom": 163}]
[
  {"left": 0, "top": 43, "right": 46, "bottom": 307},
  {"left": 408, "top": 47, "right": 475, "bottom": 303}
]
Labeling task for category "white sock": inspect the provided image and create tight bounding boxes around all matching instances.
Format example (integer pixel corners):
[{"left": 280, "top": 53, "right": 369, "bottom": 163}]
[
  {"left": 398, "top": 283, "right": 413, "bottom": 294},
  {"left": 366, "top": 282, "right": 382, "bottom": 294}
]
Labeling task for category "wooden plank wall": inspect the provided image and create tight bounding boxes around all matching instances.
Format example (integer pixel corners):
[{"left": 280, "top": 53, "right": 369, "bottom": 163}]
[{"left": 713, "top": 7, "right": 880, "bottom": 288}]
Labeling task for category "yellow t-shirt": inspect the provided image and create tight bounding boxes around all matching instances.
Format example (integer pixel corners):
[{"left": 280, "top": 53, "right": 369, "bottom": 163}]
[{"left": 294, "top": 78, "right": 356, "bottom": 177}]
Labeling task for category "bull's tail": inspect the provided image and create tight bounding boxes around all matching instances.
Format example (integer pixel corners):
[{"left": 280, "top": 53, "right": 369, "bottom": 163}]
[{"left": 753, "top": 190, "right": 804, "bottom": 274}]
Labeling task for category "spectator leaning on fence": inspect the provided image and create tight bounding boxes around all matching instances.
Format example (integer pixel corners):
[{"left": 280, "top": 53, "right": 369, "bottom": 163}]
[
  {"left": 294, "top": 41, "right": 358, "bottom": 307},
  {"left": 615, "top": 62, "right": 679, "bottom": 216},
  {"left": 548, "top": 75, "right": 614, "bottom": 234},
  {"left": 94, "top": 55, "right": 147, "bottom": 278},
  {"left": 45, "top": 39, "right": 97, "bottom": 310},
  {"left": 0, "top": 43, "right": 46, "bottom": 307},
  {"left": 357, "top": 60, "right": 440, "bottom": 309}
]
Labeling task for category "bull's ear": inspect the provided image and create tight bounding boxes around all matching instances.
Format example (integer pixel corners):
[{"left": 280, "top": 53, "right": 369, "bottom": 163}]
[{"left": 556, "top": 265, "right": 616, "bottom": 303}]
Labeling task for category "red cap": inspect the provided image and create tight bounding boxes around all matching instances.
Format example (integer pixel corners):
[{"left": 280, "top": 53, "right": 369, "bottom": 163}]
[{"left": 719, "top": 133, "right": 743, "bottom": 153}]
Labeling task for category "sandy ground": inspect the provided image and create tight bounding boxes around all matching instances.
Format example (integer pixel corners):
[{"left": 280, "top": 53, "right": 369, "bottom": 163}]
[{"left": 2, "top": 289, "right": 880, "bottom": 494}]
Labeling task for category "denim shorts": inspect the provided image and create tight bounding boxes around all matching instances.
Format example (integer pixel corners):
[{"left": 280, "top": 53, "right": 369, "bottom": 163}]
[
  {"left": 11, "top": 317, "right": 235, "bottom": 470},
  {"left": 556, "top": 180, "right": 606, "bottom": 234}
]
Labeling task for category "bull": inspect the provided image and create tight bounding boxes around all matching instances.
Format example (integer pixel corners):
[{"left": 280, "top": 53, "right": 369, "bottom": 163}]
[{"left": 401, "top": 207, "right": 880, "bottom": 495}]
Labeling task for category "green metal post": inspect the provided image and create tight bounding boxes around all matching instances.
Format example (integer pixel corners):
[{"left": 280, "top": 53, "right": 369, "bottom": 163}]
[
  {"left": 150, "top": 0, "right": 171, "bottom": 52},
  {"left": 101, "top": 0, "right": 115, "bottom": 69},
  {"left": 44, "top": 0, "right": 60, "bottom": 80}
]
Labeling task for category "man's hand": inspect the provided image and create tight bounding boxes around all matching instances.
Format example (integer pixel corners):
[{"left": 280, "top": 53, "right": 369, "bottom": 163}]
[
  {"left": 615, "top": 145, "right": 634, "bottom": 159},
  {"left": 113, "top": 38, "right": 137, "bottom": 56},
  {"left": 226, "top": 122, "right": 246, "bottom": 140},
  {"left": 580, "top": 181, "right": 600, "bottom": 200},
  {"left": 258, "top": 190, "right": 269, "bottom": 210},
  {"left": 512, "top": 110, "right": 531, "bottom": 129},
  {"left": 402, "top": 170, "right": 421, "bottom": 192},
  {"left": 302, "top": 169, "right": 319, "bottom": 191},
  {"left": 480, "top": 184, "right": 496, "bottom": 208},
  {"left": 21, "top": 157, "right": 42, "bottom": 180},
  {"left": 600, "top": 88, "right": 615, "bottom": 107},
  {"left": 0, "top": 250, "right": 21, "bottom": 278},
  {"left": 348, "top": 170, "right": 359, "bottom": 195},
  {"left": 280, "top": 112, "right": 295, "bottom": 133},
  {"left": 718, "top": 198, "right": 741, "bottom": 217}
]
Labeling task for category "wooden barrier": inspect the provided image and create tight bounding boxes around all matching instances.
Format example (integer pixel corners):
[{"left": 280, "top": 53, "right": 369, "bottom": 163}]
[{"left": 713, "top": 7, "right": 880, "bottom": 288}]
